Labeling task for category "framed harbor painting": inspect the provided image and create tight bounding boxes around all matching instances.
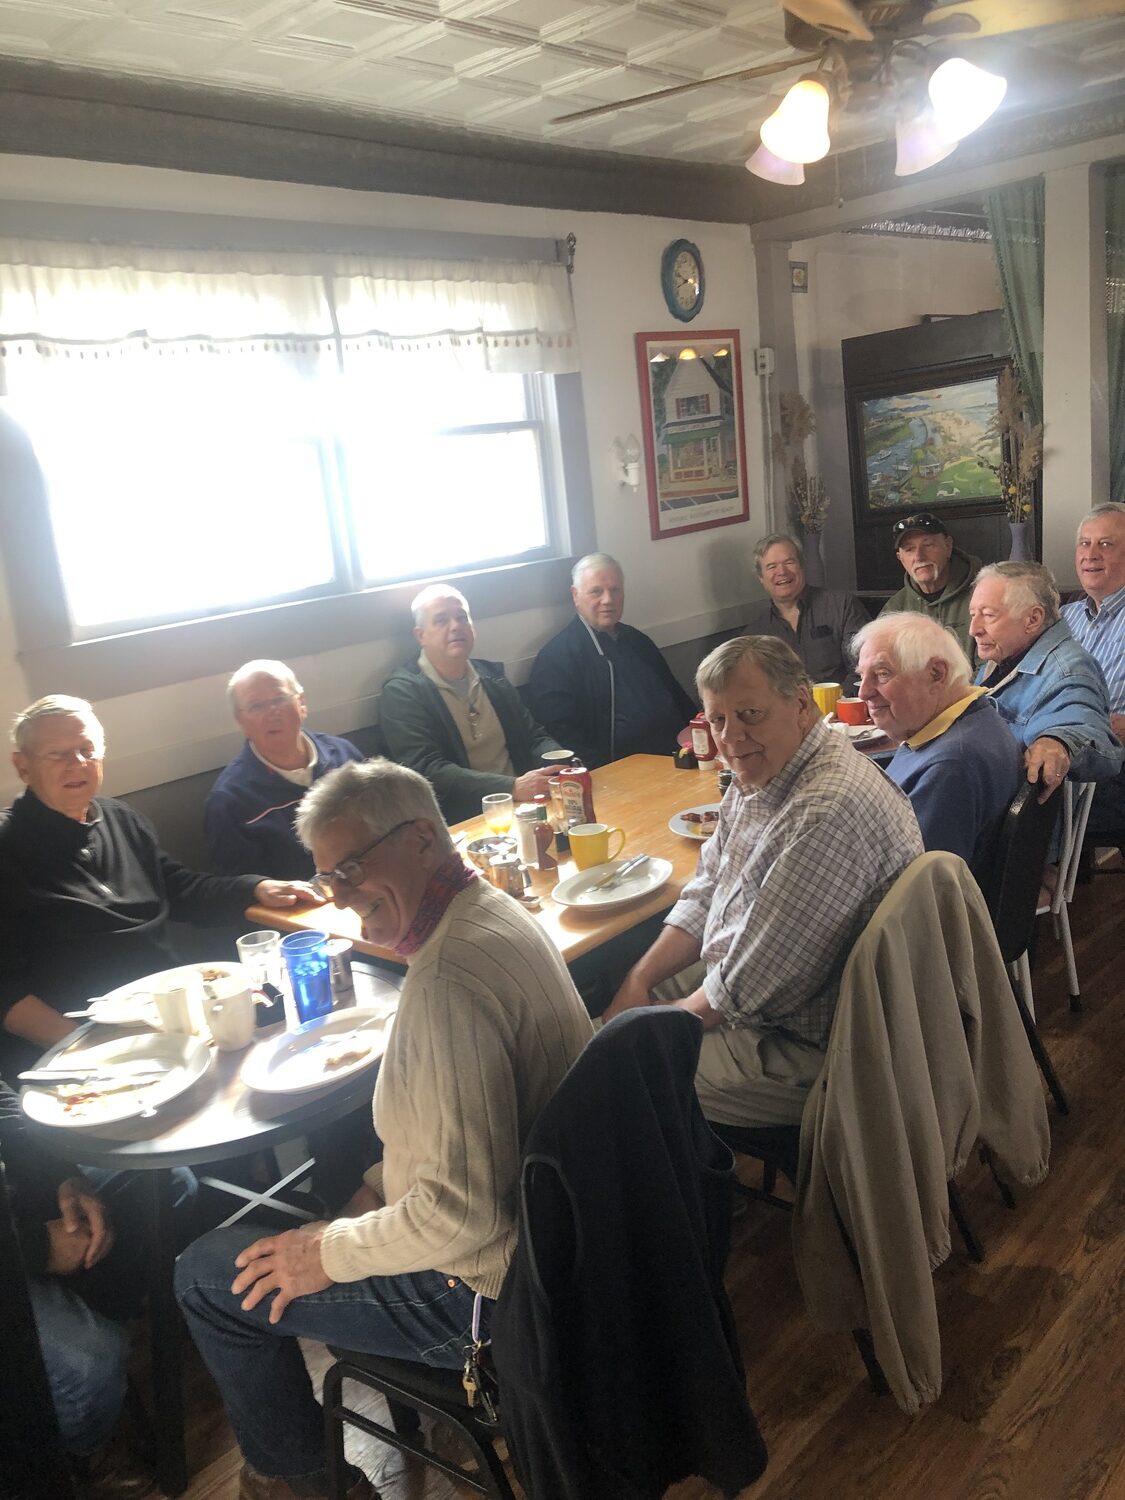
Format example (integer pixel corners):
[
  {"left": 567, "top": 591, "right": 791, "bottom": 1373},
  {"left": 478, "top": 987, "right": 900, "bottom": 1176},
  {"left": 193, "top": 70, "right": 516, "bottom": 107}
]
[{"left": 634, "top": 330, "right": 750, "bottom": 541}]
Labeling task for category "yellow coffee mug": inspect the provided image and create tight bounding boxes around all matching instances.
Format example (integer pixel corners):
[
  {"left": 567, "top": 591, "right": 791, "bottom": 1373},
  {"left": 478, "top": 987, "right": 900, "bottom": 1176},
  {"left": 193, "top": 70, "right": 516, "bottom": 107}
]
[
  {"left": 569, "top": 822, "right": 626, "bottom": 871},
  {"left": 812, "top": 681, "right": 842, "bottom": 717}
]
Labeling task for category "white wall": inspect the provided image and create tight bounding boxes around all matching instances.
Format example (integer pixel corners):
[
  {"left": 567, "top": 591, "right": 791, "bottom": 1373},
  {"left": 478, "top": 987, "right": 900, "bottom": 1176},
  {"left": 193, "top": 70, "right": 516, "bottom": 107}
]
[
  {"left": 789, "top": 231, "right": 1002, "bottom": 586},
  {"left": 0, "top": 155, "right": 763, "bottom": 805}
]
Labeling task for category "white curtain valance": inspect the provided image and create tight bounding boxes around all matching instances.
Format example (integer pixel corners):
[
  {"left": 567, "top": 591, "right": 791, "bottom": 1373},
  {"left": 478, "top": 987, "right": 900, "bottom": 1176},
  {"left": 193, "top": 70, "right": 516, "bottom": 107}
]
[{"left": 0, "top": 238, "right": 578, "bottom": 375}]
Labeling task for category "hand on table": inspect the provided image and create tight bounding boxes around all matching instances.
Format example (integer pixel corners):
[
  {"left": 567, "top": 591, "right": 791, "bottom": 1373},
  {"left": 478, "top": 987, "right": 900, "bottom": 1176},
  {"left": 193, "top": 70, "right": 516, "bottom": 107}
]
[
  {"left": 254, "top": 879, "right": 326, "bottom": 909},
  {"left": 56, "top": 1176, "right": 113, "bottom": 1269},
  {"left": 512, "top": 768, "right": 556, "bottom": 802},
  {"left": 1025, "top": 738, "right": 1070, "bottom": 804},
  {"left": 232, "top": 1222, "right": 333, "bottom": 1324}
]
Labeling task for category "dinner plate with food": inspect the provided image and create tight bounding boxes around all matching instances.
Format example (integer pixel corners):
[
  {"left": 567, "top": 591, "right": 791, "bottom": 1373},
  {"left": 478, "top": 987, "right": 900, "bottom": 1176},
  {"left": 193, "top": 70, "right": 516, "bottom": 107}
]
[
  {"left": 239, "top": 1007, "right": 393, "bottom": 1094},
  {"left": 20, "top": 1032, "right": 213, "bottom": 1129},
  {"left": 668, "top": 804, "right": 722, "bottom": 841},
  {"left": 72, "top": 960, "right": 249, "bottom": 1028}
]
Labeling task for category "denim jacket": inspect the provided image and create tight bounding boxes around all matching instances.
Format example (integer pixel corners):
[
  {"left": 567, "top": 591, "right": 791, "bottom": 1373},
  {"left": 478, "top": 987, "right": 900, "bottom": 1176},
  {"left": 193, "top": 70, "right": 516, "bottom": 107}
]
[{"left": 976, "top": 619, "right": 1124, "bottom": 784}]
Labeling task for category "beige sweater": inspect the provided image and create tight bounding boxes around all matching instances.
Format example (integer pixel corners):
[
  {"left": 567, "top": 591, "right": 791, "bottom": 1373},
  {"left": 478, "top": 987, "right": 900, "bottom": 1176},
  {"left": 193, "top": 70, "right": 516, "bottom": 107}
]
[
  {"left": 793, "top": 851, "right": 1050, "bottom": 1415},
  {"left": 319, "top": 879, "right": 593, "bottom": 1297}
]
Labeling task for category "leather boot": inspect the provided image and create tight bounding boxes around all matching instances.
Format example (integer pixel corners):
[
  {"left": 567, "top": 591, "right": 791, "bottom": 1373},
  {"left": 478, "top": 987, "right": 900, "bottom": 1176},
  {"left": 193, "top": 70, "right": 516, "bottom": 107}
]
[
  {"left": 238, "top": 1462, "right": 378, "bottom": 1499},
  {"left": 73, "top": 1435, "right": 157, "bottom": 1499}
]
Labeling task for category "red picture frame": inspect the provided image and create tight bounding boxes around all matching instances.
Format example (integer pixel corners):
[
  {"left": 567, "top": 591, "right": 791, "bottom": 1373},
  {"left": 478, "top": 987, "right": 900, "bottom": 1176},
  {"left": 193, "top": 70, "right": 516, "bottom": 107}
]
[{"left": 634, "top": 329, "right": 750, "bottom": 541}]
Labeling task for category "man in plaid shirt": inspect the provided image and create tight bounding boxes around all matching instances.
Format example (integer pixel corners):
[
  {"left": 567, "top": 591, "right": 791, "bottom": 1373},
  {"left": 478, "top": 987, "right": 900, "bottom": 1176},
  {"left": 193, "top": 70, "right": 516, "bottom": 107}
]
[{"left": 605, "top": 636, "right": 923, "bottom": 1128}]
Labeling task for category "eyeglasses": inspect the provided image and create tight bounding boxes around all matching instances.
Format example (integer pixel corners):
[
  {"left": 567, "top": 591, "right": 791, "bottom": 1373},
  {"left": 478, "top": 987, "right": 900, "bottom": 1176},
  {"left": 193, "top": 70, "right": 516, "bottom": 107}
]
[
  {"left": 315, "top": 820, "right": 414, "bottom": 894},
  {"left": 37, "top": 746, "right": 103, "bottom": 766},
  {"left": 239, "top": 692, "right": 298, "bottom": 718}
]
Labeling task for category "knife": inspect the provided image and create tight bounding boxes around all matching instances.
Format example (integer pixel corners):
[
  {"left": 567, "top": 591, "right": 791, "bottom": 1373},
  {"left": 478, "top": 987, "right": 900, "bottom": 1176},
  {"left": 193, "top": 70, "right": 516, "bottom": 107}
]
[
  {"left": 590, "top": 854, "right": 650, "bottom": 892},
  {"left": 19, "top": 1062, "right": 170, "bottom": 1084}
]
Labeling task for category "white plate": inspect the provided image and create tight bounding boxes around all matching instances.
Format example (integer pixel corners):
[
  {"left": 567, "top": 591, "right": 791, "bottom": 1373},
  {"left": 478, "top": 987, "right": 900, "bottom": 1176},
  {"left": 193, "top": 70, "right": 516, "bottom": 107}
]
[
  {"left": 89, "top": 960, "right": 248, "bottom": 1027},
  {"left": 552, "top": 857, "right": 674, "bottom": 913},
  {"left": 668, "top": 804, "right": 723, "bottom": 841},
  {"left": 828, "top": 721, "right": 887, "bottom": 745},
  {"left": 240, "top": 1007, "right": 394, "bottom": 1095},
  {"left": 20, "top": 1032, "right": 213, "bottom": 1129}
]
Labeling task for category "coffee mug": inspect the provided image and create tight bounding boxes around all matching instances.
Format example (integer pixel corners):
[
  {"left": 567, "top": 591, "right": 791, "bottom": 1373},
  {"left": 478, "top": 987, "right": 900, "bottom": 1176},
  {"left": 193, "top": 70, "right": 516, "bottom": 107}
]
[
  {"left": 569, "top": 822, "right": 626, "bottom": 871},
  {"left": 836, "top": 697, "right": 871, "bottom": 726},
  {"left": 812, "top": 682, "right": 843, "bottom": 717},
  {"left": 202, "top": 982, "right": 255, "bottom": 1051},
  {"left": 540, "top": 748, "right": 575, "bottom": 768}
]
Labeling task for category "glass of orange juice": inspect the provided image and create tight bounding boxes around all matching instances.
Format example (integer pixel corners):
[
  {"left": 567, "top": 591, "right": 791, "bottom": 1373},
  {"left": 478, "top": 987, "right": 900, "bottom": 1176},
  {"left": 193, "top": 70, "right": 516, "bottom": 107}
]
[{"left": 482, "top": 792, "right": 514, "bottom": 835}]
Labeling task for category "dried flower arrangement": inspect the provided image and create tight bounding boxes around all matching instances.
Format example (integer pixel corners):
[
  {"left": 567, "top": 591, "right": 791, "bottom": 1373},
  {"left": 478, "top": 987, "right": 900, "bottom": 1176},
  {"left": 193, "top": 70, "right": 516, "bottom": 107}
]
[
  {"left": 772, "top": 392, "right": 831, "bottom": 534},
  {"left": 979, "top": 367, "right": 1043, "bottom": 525}
]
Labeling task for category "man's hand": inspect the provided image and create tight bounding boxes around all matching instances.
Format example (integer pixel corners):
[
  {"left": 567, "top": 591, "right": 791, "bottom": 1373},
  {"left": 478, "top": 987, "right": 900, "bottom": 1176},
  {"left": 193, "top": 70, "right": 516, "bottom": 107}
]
[
  {"left": 1111, "top": 711, "right": 1125, "bottom": 743},
  {"left": 231, "top": 1222, "right": 333, "bottom": 1324},
  {"left": 603, "top": 973, "right": 654, "bottom": 1023},
  {"left": 1025, "top": 738, "right": 1071, "bottom": 803},
  {"left": 45, "top": 1219, "right": 92, "bottom": 1276},
  {"left": 57, "top": 1176, "right": 113, "bottom": 1269},
  {"left": 512, "top": 768, "right": 555, "bottom": 803},
  {"left": 254, "top": 879, "right": 326, "bottom": 909}
]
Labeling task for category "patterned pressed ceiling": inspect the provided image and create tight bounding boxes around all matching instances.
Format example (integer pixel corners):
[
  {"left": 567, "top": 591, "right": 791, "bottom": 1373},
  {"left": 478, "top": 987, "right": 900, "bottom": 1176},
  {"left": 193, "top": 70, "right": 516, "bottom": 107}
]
[{"left": 1, "top": 1, "right": 1125, "bottom": 166}]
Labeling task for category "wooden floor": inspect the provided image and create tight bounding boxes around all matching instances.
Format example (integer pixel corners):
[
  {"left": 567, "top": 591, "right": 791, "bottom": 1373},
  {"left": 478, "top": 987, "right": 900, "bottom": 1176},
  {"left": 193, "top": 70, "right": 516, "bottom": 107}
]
[{"left": 175, "top": 861, "right": 1125, "bottom": 1500}]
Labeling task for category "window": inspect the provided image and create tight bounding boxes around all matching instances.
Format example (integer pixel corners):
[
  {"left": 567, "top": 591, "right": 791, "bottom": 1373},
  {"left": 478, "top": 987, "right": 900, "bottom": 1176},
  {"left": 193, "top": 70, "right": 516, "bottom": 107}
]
[
  {"left": 675, "top": 394, "right": 711, "bottom": 418},
  {"left": 5, "top": 346, "right": 557, "bottom": 637}
]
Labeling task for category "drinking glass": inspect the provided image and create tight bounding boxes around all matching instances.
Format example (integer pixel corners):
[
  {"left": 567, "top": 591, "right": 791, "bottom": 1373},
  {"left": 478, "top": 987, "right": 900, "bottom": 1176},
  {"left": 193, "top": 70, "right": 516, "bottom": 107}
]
[
  {"left": 236, "top": 930, "right": 283, "bottom": 993},
  {"left": 482, "top": 792, "right": 515, "bottom": 835},
  {"left": 280, "top": 930, "right": 334, "bottom": 1027}
]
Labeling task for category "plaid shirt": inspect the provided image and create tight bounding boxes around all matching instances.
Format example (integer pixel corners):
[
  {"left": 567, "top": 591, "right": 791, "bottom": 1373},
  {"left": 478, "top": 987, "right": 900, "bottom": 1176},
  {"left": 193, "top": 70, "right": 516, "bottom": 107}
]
[
  {"left": 666, "top": 719, "right": 923, "bottom": 1048},
  {"left": 1063, "top": 586, "right": 1125, "bottom": 713}
]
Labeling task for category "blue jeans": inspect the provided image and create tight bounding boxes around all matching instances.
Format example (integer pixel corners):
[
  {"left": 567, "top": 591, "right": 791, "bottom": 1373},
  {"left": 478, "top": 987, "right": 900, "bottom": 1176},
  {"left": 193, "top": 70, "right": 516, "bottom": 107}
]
[
  {"left": 29, "top": 1276, "right": 131, "bottom": 1454},
  {"left": 175, "top": 1224, "right": 479, "bottom": 1480}
]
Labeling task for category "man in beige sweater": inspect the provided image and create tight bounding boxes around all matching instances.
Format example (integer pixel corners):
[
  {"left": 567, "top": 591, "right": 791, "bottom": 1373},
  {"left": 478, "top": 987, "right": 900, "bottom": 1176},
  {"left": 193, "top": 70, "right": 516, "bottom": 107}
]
[{"left": 176, "top": 759, "right": 592, "bottom": 1500}]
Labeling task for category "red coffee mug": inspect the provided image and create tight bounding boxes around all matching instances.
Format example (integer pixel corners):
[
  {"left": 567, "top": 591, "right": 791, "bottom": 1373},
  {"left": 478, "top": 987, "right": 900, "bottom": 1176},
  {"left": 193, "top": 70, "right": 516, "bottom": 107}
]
[{"left": 836, "top": 697, "right": 871, "bottom": 726}]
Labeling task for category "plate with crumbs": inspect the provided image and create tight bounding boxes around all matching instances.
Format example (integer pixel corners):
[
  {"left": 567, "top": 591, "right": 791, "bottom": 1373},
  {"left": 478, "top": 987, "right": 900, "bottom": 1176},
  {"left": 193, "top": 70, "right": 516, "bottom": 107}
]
[{"left": 240, "top": 1007, "right": 393, "bottom": 1094}]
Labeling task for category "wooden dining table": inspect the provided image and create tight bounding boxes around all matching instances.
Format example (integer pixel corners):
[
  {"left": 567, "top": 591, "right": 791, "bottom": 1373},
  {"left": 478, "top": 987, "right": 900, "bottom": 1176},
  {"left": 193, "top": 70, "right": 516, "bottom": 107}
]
[{"left": 246, "top": 753, "right": 725, "bottom": 970}]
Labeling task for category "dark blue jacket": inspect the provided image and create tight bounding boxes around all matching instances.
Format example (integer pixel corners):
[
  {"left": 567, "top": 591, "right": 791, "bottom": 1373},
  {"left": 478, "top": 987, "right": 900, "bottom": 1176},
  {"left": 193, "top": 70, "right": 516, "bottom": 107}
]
[{"left": 204, "top": 732, "right": 363, "bottom": 878}]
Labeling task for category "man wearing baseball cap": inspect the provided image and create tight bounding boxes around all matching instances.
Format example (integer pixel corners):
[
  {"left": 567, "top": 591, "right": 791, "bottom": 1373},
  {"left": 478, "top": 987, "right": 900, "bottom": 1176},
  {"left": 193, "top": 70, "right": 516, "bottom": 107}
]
[{"left": 881, "top": 513, "right": 981, "bottom": 659}]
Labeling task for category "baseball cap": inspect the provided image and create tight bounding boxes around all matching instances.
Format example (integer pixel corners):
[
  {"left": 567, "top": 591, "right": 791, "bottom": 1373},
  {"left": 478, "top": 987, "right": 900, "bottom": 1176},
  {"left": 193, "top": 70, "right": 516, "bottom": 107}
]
[{"left": 892, "top": 513, "right": 950, "bottom": 545}]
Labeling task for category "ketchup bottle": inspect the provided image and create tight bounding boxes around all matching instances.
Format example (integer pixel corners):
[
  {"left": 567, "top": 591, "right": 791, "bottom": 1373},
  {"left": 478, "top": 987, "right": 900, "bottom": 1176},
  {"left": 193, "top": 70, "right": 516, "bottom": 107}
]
[
  {"left": 558, "top": 764, "right": 596, "bottom": 824},
  {"left": 690, "top": 713, "right": 717, "bottom": 766}
]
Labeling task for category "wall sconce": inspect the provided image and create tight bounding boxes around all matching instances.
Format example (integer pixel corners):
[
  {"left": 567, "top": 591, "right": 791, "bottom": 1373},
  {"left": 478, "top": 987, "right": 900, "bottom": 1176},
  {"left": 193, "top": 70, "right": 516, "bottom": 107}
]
[{"left": 614, "top": 435, "right": 642, "bottom": 490}]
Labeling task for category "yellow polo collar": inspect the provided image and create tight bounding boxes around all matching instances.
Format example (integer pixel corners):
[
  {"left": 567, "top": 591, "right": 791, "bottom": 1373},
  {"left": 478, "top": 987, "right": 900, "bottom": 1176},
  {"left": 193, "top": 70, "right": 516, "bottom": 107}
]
[{"left": 905, "top": 686, "right": 988, "bottom": 749}]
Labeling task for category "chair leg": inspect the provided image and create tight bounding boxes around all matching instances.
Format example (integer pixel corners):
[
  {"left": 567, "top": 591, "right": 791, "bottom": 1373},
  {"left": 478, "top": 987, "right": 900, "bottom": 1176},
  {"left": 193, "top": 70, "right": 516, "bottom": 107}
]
[
  {"left": 979, "top": 1144, "right": 1016, "bottom": 1210},
  {"left": 1057, "top": 905, "right": 1082, "bottom": 1013},
  {"left": 762, "top": 1159, "right": 778, "bottom": 1195},
  {"left": 852, "top": 1328, "right": 888, "bottom": 1395},
  {"left": 947, "top": 1182, "right": 984, "bottom": 1263},
  {"left": 1011, "top": 980, "right": 1069, "bottom": 1115},
  {"left": 323, "top": 1362, "right": 351, "bottom": 1500}
]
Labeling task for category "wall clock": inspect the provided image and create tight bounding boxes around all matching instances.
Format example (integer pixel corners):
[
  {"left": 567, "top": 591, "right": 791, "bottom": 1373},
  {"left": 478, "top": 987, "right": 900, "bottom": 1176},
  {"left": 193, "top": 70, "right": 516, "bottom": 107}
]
[{"left": 661, "top": 239, "right": 705, "bottom": 323}]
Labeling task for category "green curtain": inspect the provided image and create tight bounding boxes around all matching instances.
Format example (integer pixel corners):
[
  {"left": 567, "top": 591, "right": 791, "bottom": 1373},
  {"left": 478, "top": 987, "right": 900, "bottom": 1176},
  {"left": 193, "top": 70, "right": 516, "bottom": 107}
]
[
  {"left": 1106, "top": 165, "right": 1125, "bottom": 501},
  {"left": 984, "top": 179, "right": 1045, "bottom": 425}
]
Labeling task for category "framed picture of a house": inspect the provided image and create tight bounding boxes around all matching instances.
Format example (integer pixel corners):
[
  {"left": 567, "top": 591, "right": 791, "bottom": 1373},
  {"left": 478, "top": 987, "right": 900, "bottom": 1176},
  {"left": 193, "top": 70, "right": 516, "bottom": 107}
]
[{"left": 634, "top": 330, "right": 750, "bottom": 541}]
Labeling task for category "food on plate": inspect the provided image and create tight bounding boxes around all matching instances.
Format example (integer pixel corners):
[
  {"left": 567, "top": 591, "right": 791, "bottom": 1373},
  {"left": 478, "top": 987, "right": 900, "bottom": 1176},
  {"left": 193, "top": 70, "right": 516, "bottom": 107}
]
[
  {"left": 200, "top": 967, "right": 229, "bottom": 983},
  {"left": 56, "top": 1077, "right": 160, "bottom": 1114},
  {"left": 682, "top": 810, "right": 703, "bottom": 826},
  {"left": 322, "top": 1042, "right": 373, "bottom": 1074}
]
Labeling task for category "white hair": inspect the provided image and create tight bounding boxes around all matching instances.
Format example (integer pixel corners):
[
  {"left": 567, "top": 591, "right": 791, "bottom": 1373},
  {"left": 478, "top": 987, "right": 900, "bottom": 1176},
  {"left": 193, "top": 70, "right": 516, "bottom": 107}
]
[
  {"left": 410, "top": 584, "right": 470, "bottom": 629},
  {"left": 11, "top": 695, "right": 104, "bottom": 755},
  {"left": 295, "top": 757, "right": 452, "bottom": 853},
  {"left": 227, "top": 660, "right": 303, "bottom": 714},
  {"left": 571, "top": 552, "right": 623, "bottom": 587},
  {"left": 1076, "top": 501, "right": 1125, "bottom": 536},
  {"left": 973, "top": 562, "right": 1060, "bottom": 627},
  {"left": 850, "top": 613, "right": 972, "bottom": 688}
]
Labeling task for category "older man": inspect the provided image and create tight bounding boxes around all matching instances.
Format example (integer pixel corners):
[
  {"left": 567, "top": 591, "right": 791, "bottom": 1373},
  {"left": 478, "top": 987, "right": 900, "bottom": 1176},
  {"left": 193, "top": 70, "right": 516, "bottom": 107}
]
[
  {"left": 853, "top": 614, "right": 1021, "bottom": 883},
  {"left": 205, "top": 661, "right": 364, "bottom": 879},
  {"left": 529, "top": 553, "right": 696, "bottom": 769},
  {"left": 1061, "top": 503, "right": 1125, "bottom": 841},
  {"left": 742, "top": 533, "right": 868, "bottom": 685},
  {"left": 0, "top": 696, "right": 317, "bottom": 1081},
  {"left": 969, "top": 562, "right": 1123, "bottom": 802},
  {"left": 881, "top": 513, "right": 981, "bottom": 659},
  {"left": 604, "top": 637, "right": 923, "bottom": 1128},
  {"left": 381, "top": 585, "right": 562, "bottom": 823},
  {"left": 176, "top": 759, "right": 592, "bottom": 1500}
]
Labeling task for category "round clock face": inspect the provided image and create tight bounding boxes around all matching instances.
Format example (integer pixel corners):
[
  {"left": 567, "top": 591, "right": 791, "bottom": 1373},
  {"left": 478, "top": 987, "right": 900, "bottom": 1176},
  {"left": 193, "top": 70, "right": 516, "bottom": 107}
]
[{"left": 662, "top": 239, "right": 704, "bottom": 322}]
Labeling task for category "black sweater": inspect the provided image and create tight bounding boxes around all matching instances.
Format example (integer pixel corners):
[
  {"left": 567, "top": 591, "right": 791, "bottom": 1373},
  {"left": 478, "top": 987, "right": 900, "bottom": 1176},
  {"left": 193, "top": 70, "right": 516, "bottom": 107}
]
[
  {"left": 0, "top": 790, "right": 260, "bottom": 1079},
  {"left": 0, "top": 1082, "right": 71, "bottom": 1275}
]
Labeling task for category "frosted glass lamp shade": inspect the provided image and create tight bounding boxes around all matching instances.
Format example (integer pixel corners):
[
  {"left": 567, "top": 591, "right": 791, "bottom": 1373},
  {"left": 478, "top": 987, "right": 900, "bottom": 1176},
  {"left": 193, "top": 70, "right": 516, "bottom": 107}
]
[
  {"left": 745, "top": 145, "right": 806, "bottom": 185},
  {"left": 927, "top": 57, "right": 1007, "bottom": 142},
  {"left": 894, "top": 107, "right": 958, "bottom": 176},
  {"left": 760, "top": 78, "right": 831, "bottom": 165}
]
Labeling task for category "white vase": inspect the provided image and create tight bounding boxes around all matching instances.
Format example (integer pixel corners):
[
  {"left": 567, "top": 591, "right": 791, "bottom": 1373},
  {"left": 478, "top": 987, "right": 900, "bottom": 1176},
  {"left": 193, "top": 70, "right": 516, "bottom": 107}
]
[
  {"left": 803, "top": 528, "right": 826, "bottom": 587},
  {"left": 1007, "top": 519, "right": 1034, "bottom": 562}
]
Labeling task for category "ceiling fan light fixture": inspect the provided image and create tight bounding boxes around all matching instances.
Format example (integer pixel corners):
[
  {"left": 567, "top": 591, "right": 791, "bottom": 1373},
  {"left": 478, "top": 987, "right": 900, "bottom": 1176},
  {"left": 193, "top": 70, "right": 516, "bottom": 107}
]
[
  {"left": 745, "top": 144, "right": 806, "bottom": 185},
  {"left": 760, "top": 76, "right": 832, "bottom": 165},
  {"left": 894, "top": 106, "right": 958, "bottom": 176},
  {"left": 927, "top": 56, "right": 1007, "bottom": 142}
]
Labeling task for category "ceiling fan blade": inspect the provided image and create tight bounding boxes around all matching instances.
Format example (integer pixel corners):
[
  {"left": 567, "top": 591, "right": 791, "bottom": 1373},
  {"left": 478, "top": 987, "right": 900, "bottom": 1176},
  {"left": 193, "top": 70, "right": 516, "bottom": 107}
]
[
  {"left": 550, "top": 55, "right": 818, "bottom": 126},
  {"left": 923, "top": 0, "right": 1125, "bottom": 40},
  {"left": 781, "top": 0, "right": 874, "bottom": 41}
]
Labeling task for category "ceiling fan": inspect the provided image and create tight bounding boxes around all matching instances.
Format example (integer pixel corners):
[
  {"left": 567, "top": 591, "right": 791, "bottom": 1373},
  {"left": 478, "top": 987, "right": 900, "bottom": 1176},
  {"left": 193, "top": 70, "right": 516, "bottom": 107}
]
[{"left": 551, "top": 0, "right": 1125, "bottom": 184}]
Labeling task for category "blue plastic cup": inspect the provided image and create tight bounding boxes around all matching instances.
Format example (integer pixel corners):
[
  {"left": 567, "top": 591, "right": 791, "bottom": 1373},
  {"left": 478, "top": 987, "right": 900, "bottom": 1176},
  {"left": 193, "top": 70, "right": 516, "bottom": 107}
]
[{"left": 280, "top": 930, "right": 334, "bottom": 1026}]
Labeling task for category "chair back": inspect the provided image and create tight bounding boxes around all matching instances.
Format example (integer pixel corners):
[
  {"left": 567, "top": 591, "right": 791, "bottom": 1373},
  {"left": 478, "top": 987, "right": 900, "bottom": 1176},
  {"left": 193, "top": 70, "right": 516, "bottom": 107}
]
[{"left": 984, "top": 782, "right": 1062, "bottom": 964}]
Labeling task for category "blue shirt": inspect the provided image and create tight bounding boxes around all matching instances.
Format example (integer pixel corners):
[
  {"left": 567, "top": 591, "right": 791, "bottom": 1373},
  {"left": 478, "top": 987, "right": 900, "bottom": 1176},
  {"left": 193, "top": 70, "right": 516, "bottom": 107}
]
[
  {"left": 975, "top": 618, "right": 1123, "bottom": 784},
  {"left": 1062, "top": 584, "right": 1125, "bottom": 713}
]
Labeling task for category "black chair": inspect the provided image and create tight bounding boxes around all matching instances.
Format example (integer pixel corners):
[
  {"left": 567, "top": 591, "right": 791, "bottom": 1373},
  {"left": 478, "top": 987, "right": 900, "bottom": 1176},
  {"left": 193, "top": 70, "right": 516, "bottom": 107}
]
[
  {"left": 984, "top": 782, "right": 1069, "bottom": 1115},
  {"left": 322, "top": 1348, "right": 515, "bottom": 1500}
]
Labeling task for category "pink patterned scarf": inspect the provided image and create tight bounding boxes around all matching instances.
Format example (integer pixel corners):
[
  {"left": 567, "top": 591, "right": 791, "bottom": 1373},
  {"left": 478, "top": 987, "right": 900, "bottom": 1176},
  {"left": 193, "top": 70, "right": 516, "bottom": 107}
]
[{"left": 394, "top": 850, "right": 478, "bottom": 958}]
